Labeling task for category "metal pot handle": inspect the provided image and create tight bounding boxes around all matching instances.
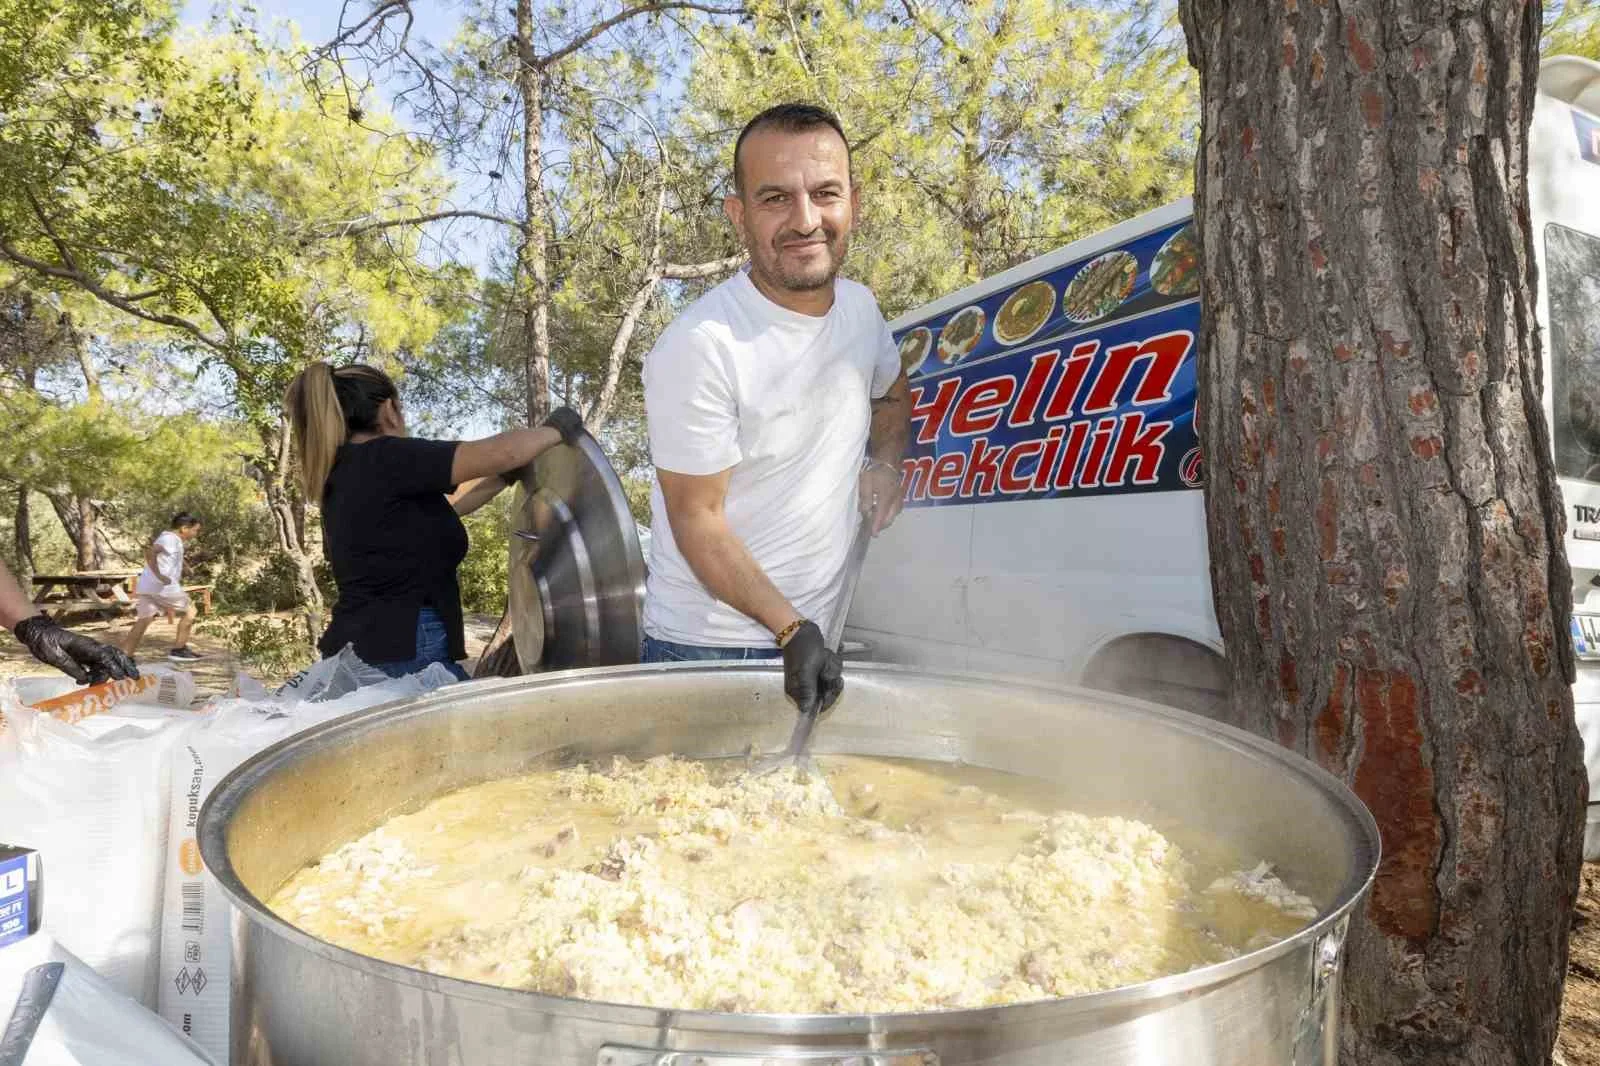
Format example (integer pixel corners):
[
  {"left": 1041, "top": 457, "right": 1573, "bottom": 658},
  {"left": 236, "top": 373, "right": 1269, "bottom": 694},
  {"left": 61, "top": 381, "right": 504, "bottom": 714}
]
[{"left": 598, "top": 1049, "right": 937, "bottom": 1066}]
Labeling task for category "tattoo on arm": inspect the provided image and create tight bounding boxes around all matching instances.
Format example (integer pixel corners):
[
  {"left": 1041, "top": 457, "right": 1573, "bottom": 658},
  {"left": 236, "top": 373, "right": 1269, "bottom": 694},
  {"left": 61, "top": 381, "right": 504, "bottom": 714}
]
[{"left": 868, "top": 373, "right": 912, "bottom": 466}]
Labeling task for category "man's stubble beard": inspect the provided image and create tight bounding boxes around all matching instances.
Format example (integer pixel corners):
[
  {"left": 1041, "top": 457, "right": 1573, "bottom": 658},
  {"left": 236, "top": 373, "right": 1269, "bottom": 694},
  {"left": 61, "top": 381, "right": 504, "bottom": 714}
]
[{"left": 754, "top": 228, "right": 851, "bottom": 293}]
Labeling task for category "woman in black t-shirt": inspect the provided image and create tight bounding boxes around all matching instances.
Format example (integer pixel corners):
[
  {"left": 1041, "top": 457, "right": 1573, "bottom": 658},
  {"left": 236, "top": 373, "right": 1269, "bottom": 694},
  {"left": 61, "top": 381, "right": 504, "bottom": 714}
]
[{"left": 285, "top": 362, "right": 581, "bottom": 680}]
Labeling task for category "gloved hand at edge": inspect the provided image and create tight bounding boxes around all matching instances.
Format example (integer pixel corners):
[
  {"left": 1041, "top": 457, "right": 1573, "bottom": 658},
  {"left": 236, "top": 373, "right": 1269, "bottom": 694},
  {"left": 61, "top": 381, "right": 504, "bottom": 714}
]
[{"left": 13, "top": 614, "right": 141, "bottom": 685}]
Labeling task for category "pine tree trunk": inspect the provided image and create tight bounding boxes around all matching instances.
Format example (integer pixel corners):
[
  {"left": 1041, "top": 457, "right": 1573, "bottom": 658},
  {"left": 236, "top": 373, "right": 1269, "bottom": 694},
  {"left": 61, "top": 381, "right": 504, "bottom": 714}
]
[
  {"left": 43, "top": 492, "right": 103, "bottom": 571},
  {"left": 75, "top": 497, "right": 102, "bottom": 571},
  {"left": 1177, "top": 2, "right": 1587, "bottom": 1063},
  {"left": 260, "top": 419, "right": 324, "bottom": 646},
  {"left": 515, "top": 0, "right": 553, "bottom": 425},
  {"left": 14, "top": 361, "right": 37, "bottom": 585},
  {"left": 13, "top": 486, "right": 32, "bottom": 585},
  {"left": 472, "top": 609, "right": 523, "bottom": 678},
  {"left": 45, "top": 492, "right": 82, "bottom": 561}
]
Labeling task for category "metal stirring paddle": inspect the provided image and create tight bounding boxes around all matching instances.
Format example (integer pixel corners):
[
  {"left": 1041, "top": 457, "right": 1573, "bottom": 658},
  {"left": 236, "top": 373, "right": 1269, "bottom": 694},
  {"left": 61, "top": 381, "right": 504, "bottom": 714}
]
[{"left": 753, "top": 510, "right": 874, "bottom": 777}]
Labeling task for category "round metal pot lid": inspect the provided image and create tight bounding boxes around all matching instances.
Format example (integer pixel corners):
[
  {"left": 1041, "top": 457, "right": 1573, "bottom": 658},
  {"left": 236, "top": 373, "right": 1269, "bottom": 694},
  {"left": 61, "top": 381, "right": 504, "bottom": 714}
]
[{"left": 507, "top": 431, "right": 645, "bottom": 672}]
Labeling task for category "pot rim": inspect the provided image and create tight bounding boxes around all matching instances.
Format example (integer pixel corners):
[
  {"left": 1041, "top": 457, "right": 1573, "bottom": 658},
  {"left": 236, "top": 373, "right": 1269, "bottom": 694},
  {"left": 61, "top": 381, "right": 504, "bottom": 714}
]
[{"left": 199, "top": 661, "right": 1380, "bottom": 1034}]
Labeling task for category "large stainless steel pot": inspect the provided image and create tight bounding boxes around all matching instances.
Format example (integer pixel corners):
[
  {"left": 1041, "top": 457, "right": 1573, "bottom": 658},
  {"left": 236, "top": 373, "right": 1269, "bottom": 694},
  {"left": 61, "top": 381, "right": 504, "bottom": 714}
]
[{"left": 199, "top": 664, "right": 1379, "bottom": 1066}]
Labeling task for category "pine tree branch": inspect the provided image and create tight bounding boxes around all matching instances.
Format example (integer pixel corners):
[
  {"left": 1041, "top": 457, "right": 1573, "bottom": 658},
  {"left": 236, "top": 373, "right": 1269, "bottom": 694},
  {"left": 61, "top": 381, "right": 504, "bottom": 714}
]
[
  {"left": 0, "top": 239, "right": 228, "bottom": 353},
  {"left": 662, "top": 254, "right": 744, "bottom": 279},
  {"left": 322, "top": 0, "right": 415, "bottom": 56},
  {"left": 538, "top": 1, "right": 746, "bottom": 68},
  {"left": 320, "top": 209, "right": 526, "bottom": 237}
]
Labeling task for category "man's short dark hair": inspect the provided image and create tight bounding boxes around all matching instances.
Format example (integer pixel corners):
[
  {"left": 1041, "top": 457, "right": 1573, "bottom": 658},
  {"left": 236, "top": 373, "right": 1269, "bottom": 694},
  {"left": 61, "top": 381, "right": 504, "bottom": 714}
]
[
  {"left": 171, "top": 511, "right": 202, "bottom": 530},
  {"left": 732, "top": 103, "right": 850, "bottom": 193}
]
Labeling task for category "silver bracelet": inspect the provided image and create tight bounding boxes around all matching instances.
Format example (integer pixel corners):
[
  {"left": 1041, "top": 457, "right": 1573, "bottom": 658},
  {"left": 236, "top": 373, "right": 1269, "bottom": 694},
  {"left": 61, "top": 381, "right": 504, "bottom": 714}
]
[{"left": 863, "top": 458, "right": 897, "bottom": 474}]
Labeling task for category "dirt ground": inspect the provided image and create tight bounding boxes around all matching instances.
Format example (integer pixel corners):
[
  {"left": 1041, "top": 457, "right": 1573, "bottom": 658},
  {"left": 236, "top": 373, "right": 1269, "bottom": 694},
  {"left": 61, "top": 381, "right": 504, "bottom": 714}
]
[
  {"left": 1560, "top": 863, "right": 1600, "bottom": 1065},
  {"left": 0, "top": 609, "right": 503, "bottom": 696}
]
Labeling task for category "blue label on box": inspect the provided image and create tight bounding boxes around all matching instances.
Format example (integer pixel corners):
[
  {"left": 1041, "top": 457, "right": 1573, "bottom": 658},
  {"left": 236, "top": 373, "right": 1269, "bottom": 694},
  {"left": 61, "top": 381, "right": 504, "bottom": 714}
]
[
  {"left": 0, "top": 853, "right": 28, "bottom": 947},
  {"left": 1576, "top": 109, "right": 1600, "bottom": 167}
]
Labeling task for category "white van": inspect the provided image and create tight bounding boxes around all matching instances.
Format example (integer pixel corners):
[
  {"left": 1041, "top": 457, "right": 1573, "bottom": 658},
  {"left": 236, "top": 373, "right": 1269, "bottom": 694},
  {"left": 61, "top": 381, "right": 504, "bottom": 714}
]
[{"left": 850, "top": 55, "right": 1600, "bottom": 850}]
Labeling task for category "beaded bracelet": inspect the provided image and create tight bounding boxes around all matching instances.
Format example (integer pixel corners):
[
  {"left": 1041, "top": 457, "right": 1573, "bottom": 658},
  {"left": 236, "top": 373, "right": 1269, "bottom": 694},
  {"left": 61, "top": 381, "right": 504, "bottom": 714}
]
[{"left": 775, "top": 619, "right": 808, "bottom": 647}]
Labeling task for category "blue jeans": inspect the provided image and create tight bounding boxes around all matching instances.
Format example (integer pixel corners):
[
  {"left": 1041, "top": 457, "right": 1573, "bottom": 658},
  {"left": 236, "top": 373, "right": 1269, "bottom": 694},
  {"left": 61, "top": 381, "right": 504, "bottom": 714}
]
[
  {"left": 371, "top": 608, "right": 471, "bottom": 682},
  {"left": 641, "top": 635, "right": 781, "bottom": 663}
]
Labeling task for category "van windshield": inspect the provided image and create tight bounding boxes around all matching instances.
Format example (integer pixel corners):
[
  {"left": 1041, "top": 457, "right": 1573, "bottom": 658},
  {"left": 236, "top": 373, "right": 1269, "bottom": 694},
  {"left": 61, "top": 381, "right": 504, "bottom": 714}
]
[{"left": 1547, "top": 223, "right": 1600, "bottom": 482}]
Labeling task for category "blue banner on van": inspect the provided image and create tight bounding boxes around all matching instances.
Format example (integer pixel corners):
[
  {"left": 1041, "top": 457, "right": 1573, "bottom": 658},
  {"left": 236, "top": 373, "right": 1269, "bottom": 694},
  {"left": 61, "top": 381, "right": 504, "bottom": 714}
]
[
  {"left": 893, "top": 219, "right": 1202, "bottom": 509},
  {"left": 1577, "top": 109, "right": 1600, "bottom": 166}
]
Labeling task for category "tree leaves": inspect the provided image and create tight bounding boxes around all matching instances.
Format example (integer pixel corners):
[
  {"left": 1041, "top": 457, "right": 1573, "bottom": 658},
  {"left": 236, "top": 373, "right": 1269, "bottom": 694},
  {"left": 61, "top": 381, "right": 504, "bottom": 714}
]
[
  {"left": 0, "top": 1, "right": 463, "bottom": 428},
  {"left": 686, "top": 0, "right": 1196, "bottom": 316}
]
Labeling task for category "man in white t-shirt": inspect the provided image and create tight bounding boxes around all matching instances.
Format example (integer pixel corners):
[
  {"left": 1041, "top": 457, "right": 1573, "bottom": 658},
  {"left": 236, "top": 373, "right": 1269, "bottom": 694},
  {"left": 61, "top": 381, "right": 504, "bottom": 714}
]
[
  {"left": 122, "top": 512, "right": 204, "bottom": 661},
  {"left": 641, "top": 103, "right": 912, "bottom": 718}
]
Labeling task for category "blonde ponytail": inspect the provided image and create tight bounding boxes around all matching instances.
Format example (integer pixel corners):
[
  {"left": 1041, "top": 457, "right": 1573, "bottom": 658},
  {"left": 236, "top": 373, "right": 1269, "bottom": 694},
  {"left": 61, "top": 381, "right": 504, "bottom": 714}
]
[{"left": 285, "top": 362, "right": 347, "bottom": 504}]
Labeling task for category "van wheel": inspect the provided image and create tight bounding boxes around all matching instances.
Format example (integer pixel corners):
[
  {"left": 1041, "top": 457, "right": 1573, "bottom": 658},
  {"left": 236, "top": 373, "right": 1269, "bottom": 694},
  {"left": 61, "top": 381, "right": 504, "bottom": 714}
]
[{"left": 1080, "top": 635, "right": 1230, "bottom": 719}]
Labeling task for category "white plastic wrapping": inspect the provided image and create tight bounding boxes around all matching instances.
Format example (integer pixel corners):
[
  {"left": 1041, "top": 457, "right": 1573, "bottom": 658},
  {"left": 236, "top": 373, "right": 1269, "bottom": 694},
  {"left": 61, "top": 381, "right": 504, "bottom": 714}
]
[
  {"left": 0, "top": 689, "right": 195, "bottom": 1008},
  {"left": 156, "top": 649, "right": 461, "bottom": 1063},
  {"left": 0, "top": 933, "right": 215, "bottom": 1066}
]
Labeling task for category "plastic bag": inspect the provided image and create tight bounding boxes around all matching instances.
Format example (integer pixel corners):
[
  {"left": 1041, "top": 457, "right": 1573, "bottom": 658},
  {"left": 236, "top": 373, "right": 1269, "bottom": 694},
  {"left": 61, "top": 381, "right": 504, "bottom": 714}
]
[
  {"left": 3, "top": 666, "right": 197, "bottom": 730},
  {"left": 0, "top": 686, "right": 196, "bottom": 1009},
  {"left": 157, "top": 648, "right": 460, "bottom": 1063},
  {"left": 0, "top": 933, "right": 215, "bottom": 1066}
]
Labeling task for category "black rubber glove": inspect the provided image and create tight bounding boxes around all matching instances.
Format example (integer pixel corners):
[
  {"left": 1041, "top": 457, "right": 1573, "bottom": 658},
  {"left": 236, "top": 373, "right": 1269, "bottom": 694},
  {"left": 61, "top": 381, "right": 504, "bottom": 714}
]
[
  {"left": 781, "top": 620, "right": 844, "bottom": 718},
  {"left": 542, "top": 406, "right": 585, "bottom": 445},
  {"left": 12, "top": 614, "right": 141, "bottom": 685}
]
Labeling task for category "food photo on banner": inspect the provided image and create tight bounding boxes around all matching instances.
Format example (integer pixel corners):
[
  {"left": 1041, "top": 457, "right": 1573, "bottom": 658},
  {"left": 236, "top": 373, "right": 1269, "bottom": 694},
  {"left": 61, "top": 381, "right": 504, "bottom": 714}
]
[{"left": 894, "top": 219, "right": 1204, "bottom": 508}]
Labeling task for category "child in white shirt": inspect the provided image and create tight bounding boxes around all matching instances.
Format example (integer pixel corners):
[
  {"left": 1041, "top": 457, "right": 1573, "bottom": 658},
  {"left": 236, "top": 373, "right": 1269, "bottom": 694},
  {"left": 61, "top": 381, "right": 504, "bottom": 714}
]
[{"left": 123, "top": 512, "right": 203, "bottom": 661}]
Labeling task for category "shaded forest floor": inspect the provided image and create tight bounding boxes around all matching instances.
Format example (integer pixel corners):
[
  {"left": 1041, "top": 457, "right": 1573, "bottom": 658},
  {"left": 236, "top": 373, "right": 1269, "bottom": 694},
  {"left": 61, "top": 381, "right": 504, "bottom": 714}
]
[
  {"left": 0, "top": 609, "right": 501, "bottom": 695},
  {"left": 1560, "top": 863, "right": 1600, "bottom": 1065}
]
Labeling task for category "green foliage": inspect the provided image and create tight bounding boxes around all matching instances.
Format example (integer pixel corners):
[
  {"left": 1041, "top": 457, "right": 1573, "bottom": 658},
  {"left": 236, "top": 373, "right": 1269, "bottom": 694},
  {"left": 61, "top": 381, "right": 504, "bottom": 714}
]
[
  {"left": 459, "top": 501, "right": 511, "bottom": 616},
  {"left": 687, "top": 0, "right": 1196, "bottom": 313},
  {"left": 95, "top": 416, "right": 266, "bottom": 557},
  {"left": 0, "top": 490, "right": 75, "bottom": 574},
  {"left": 1547, "top": 1, "right": 1600, "bottom": 58},
  {"left": 215, "top": 550, "right": 308, "bottom": 613},
  {"left": 0, "top": 388, "right": 274, "bottom": 570},
  {"left": 0, "top": 0, "right": 1211, "bottom": 630},
  {"left": 595, "top": 393, "right": 655, "bottom": 526},
  {"left": 0, "top": 2, "right": 466, "bottom": 424},
  {"left": 199, "top": 613, "right": 316, "bottom": 680}
]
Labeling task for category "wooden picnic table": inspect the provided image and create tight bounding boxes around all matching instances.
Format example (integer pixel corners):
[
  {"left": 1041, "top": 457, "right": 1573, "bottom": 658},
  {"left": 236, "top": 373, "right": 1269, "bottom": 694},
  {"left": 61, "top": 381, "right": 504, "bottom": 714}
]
[
  {"left": 30, "top": 571, "right": 215, "bottom": 618},
  {"left": 29, "top": 571, "right": 140, "bottom": 619}
]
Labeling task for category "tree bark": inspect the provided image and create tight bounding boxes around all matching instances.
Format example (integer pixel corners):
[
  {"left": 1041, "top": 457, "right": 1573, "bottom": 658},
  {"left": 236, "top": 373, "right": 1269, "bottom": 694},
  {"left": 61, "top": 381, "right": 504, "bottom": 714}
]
[
  {"left": 260, "top": 419, "right": 325, "bottom": 646},
  {"left": 586, "top": 174, "right": 668, "bottom": 433},
  {"left": 13, "top": 359, "right": 37, "bottom": 584},
  {"left": 516, "top": 0, "right": 554, "bottom": 425},
  {"left": 43, "top": 490, "right": 101, "bottom": 571},
  {"left": 65, "top": 314, "right": 100, "bottom": 399},
  {"left": 1178, "top": 2, "right": 1587, "bottom": 1064},
  {"left": 13, "top": 486, "right": 33, "bottom": 585},
  {"left": 472, "top": 609, "right": 523, "bottom": 678},
  {"left": 74, "top": 496, "right": 102, "bottom": 571}
]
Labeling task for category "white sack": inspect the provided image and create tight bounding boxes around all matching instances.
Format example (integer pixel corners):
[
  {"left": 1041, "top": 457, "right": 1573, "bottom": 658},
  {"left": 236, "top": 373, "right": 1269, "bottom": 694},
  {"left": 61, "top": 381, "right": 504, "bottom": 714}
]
[
  {"left": 0, "top": 686, "right": 195, "bottom": 1009},
  {"left": 158, "top": 648, "right": 460, "bottom": 1064},
  {"left": 0, "top": 933, "right": 214, "bottom": 1066}
]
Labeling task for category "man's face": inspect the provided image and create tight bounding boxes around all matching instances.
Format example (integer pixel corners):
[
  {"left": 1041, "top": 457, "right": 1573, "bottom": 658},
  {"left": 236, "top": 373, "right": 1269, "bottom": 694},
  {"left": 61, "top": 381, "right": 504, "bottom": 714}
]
[{"left": 725, "top": 125, "right": 856, "bottom": 298}]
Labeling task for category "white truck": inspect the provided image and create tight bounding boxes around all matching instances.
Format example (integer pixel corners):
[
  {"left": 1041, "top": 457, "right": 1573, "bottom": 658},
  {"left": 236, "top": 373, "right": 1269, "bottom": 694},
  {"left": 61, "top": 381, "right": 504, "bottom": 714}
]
[{"left": 849, "top": 54, "right": 1600, "bottom": 852}]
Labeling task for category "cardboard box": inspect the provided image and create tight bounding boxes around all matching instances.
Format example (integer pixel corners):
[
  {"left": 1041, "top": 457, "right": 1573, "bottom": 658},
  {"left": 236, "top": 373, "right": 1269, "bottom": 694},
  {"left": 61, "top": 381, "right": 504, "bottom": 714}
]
[{"left": 0, "top": 843, "right": 41, "bottom": 948}]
